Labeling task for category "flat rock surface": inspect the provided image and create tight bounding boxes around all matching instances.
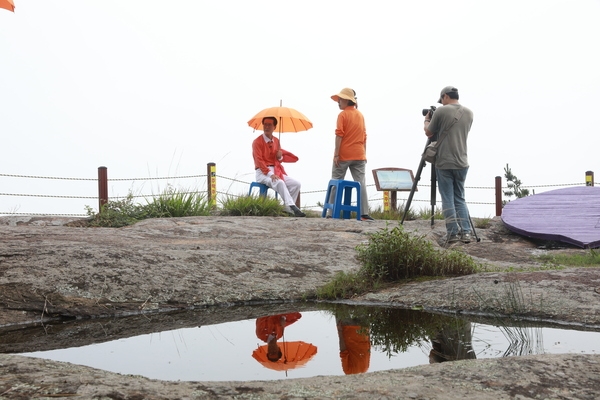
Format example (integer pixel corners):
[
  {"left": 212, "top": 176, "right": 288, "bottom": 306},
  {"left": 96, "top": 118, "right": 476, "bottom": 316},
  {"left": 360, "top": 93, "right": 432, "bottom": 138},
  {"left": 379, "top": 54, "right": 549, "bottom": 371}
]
[{"left": 1, "top": 215, "right": 600, "bottom": 399}]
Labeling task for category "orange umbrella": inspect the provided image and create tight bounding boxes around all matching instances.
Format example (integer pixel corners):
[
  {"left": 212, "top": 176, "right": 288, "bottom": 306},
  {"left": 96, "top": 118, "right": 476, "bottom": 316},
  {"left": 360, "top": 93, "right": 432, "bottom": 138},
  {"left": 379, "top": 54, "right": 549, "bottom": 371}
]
[
  {"left": 252, "top": 340, "right": 317, "bottom": 372},
  {"left": 0, "top": 0, "right": 15, "bottom": 12},
  {"left": 248, "top": 104, "right": 313, "bottom": 141}
]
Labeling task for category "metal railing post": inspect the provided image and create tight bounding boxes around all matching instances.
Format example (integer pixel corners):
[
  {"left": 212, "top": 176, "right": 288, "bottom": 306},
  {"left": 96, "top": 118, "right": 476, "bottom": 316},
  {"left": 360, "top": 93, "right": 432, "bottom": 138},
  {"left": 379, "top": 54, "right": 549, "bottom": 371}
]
[
  {"left": 495, "top": 176, "right": 502, "bottom": 217},
  {"left": 98, "top": 166, "right": 108, "bottom": 211}
]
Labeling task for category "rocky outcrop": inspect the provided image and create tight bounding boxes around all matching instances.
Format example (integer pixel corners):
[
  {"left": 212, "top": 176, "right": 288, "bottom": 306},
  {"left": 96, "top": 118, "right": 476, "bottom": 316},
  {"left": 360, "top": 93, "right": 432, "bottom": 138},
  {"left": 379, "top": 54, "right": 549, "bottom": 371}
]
[{"left": 1, "top": 215, "right": 600, "bottom": 399}]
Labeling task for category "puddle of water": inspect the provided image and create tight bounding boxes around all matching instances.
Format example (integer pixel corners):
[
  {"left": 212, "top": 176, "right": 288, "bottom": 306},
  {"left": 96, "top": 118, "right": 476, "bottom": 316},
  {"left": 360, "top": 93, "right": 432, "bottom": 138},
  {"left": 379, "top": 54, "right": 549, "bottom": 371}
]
[{"left": 15, "top": 305, "right": 600, "bottom": 382}]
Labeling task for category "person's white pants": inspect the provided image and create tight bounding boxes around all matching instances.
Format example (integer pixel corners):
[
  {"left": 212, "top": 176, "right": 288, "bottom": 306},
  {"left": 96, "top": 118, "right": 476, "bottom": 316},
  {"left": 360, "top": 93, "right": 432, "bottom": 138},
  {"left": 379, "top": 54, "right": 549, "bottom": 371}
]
[{"left": 255, "top": 167, "right": 300, "bottom": 206}]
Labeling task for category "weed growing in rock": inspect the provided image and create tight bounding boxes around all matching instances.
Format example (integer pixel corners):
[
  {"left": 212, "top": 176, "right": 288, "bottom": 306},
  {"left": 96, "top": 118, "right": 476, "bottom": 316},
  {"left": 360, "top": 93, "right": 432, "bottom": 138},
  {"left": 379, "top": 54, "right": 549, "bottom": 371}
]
[
  {"left": 86, "top": 187, "right": 211, "bottom": 227},
  {"left": 219, "top": 194, "right": 285, "bottom": 217},
  {"left": 85, "top": 194, "right": 146, "bottom": 227},
  {"left": 144, "top": 186, "right": 211, "bottom": 218},
  {"left": 473, "top": 216, "right": 493, "bottom": 229},
  {"left": 535, "top": 249, "right": 600, "bottom": 267},
  {"left": 471, "top": 276, "right": 545, "bottom": 317},
  {"left": 356, "top": 224, "right": 479, "bottom": 280},
  {"left": 316, "top": 223, "right": 480, "bottom": 299},
  {"left": 369, "top": 205, "right": 444, "bottom": 221}
]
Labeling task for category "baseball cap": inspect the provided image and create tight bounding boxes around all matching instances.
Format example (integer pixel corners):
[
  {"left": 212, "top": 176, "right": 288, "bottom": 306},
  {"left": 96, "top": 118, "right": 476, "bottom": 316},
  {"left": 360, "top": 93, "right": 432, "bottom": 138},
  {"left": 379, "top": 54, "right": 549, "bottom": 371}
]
[{"left": 438, "top": 86, "right": 458, "bottom": 103}]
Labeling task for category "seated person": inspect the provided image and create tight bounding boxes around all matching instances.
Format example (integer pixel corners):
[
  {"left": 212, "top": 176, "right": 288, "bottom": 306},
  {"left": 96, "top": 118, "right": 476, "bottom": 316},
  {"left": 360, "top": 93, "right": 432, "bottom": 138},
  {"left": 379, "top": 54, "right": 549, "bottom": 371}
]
[
  {"left": 255, "top": 312, "right": 302, "bottom": 361},
  {"left": 252, "top": 116, "right": 305, "bottom": 217}
]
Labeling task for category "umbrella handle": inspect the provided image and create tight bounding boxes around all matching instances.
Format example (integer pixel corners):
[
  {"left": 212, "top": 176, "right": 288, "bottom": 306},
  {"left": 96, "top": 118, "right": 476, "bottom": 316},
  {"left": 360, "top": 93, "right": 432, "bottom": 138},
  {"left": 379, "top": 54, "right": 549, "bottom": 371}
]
[
  {"left": 282, "top": 331, "right": 287, "bottom": 363},
  {"left": 279, "top": 116, "right": 282, "bottom": 146}
]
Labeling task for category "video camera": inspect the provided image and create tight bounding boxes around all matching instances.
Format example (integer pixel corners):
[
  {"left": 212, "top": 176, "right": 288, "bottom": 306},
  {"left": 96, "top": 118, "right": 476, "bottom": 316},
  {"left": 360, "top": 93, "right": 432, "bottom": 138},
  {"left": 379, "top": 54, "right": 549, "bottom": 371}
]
[{"left": 421, "top": 105, "right": 436, "bottom": 118}]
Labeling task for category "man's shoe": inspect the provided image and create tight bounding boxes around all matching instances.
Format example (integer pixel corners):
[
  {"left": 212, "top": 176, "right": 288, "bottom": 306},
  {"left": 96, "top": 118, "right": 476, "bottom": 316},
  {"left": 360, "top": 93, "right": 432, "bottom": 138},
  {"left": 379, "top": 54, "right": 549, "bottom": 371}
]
[
  {"left": 461, "top": 232, "right": 472, "bottom": 244},
  {"left": 446, "top": 233, "right": 460, "bottom": 244},
  {"left": 290, "top": 205, "right": 306, "bottom": 217},
  {"left": 360, "top": 214, "right": 375, "bottom": 221}
]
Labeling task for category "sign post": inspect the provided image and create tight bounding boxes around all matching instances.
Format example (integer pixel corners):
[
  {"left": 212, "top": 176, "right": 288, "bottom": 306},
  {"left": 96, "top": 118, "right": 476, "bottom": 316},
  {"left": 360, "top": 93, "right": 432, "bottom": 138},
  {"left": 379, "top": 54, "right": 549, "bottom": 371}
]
[{"left": 372, "top": 168, "right": 415, "bottom": 212}]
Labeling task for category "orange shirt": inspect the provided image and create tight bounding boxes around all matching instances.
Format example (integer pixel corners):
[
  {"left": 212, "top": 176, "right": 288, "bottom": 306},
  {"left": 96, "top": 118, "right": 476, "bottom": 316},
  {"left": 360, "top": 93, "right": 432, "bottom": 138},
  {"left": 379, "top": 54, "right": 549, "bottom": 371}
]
[
  {"left": 252, "top": 134, "right": 299, "bottom": 176},
  {"left": 339, "top": 325, "right": 370, "bottom": 374},
  {"left": 255, "top": 312, "right": 302, "bottom": 342},
  {"left": 335, "top": 106, "right": 367, "bottom": 161},
  {"left": 252, "top": 134, "right": 280, "bottom": 175}
]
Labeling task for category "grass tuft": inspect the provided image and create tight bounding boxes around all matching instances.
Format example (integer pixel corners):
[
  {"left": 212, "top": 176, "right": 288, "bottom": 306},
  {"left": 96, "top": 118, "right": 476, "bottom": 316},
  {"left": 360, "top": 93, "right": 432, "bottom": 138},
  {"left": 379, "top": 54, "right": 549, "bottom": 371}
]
[
  {"left": 369, "top": 205, "right": 444, "bottom": 221},
  {"left": 86, "top": 187, "right": 211, "bottom": 227},
  {"left": 144, "top": 186, "right": 212, "bottom": 218},
  {"left": 316, "top": 223, "right": 481, "bottom": 299},
  {"left": 219, "top": 194, "right": 285, "bottom": 217},
  {"left": 535, "top": 248, "right": 600, "bottom": 267}
]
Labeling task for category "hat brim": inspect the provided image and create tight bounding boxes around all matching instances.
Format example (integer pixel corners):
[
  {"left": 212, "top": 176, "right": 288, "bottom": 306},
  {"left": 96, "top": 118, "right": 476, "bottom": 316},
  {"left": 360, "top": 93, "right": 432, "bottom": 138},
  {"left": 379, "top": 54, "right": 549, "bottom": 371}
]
[{"left": 331, "top": 94, "right": 356, "bottom": 103}]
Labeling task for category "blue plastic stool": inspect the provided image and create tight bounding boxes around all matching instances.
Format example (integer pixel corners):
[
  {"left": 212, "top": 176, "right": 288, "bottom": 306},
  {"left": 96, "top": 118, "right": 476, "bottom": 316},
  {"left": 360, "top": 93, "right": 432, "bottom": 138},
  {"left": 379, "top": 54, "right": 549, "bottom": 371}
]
[
  {"left": 321, "top": 179, "right": 361, "bottom": 220},
  {"left": 248, "top": 182, "right": 278, "bottom": 199}
]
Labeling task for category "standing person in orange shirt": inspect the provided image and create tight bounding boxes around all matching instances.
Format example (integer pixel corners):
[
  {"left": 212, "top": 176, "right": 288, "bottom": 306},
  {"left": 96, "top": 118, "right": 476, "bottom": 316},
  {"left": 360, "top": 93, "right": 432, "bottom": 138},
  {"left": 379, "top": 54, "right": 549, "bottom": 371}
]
[
  {"left": 328, "top": 88, "right": 374, "bottom": 221},
  {"left": 336, "top": 316, "right": 371, "bottom": 375},
  {"left": 252, "top": 116, "right": 305, "bottom": 217}
]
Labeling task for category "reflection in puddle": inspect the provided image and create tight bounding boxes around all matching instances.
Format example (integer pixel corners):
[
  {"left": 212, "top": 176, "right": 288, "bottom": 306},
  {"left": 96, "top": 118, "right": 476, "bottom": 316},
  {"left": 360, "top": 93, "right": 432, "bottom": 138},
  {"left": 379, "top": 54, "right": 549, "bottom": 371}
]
[
  {"left": 14, "top": 305, "right": 600, "bottom": 381},
  {"left": 251, "top": 312, "right": 318, "bottom": 375}
]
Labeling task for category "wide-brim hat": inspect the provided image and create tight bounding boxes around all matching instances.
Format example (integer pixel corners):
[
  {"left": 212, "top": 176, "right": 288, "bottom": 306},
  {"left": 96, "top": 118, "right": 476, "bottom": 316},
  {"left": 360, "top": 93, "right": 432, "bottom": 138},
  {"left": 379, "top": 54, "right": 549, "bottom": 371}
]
[
  {"left": 331, "top": 88, "right": 357, "bottom": 103},
  {"left": 438, "top": 86, "right": 458, "bottom": 103}
]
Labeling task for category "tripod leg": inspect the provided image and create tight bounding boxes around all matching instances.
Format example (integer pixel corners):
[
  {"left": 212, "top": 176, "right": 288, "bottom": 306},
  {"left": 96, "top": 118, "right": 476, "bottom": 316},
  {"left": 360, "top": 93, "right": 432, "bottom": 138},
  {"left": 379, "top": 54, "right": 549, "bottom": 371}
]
[
  {"left": 468, "top": 212, "right": 481, "bottom": 242},
  {"left": 402, "top": 138, "right": 434, "bottom": 225},
  {"left": 401, "top": 159, "right": 426, "bottom": 224},
  {"left": 430, "top": 163, "right": 436, "bottom": 227}
]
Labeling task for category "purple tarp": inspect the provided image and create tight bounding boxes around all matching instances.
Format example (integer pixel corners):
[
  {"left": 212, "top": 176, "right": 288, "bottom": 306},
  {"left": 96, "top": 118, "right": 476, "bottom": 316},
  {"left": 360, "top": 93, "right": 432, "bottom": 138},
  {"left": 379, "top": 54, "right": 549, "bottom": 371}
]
[{"left": 501, "top": 186, "right": 600, "bottom": 249}]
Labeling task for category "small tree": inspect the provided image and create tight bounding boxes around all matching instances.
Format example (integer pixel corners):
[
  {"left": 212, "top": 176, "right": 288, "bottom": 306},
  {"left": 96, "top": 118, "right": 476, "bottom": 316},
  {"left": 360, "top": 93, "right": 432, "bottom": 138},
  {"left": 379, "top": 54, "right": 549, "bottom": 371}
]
[{"left": 503, "top": 164, "right": 530, "bottom": 205}]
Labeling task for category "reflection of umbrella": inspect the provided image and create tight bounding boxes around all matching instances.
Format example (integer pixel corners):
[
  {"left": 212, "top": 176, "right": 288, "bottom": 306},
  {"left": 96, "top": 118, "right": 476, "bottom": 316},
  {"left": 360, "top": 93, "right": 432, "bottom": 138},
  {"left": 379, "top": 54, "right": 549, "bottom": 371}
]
[
  {"left": 1, "top": 0, "right": 15, "bottom": 12},
  {"left": 247, "top": 104, "right": 313, "bottom": 141},
  {"left": 252, "top": 341, "right": 317, "bottom": 372}
]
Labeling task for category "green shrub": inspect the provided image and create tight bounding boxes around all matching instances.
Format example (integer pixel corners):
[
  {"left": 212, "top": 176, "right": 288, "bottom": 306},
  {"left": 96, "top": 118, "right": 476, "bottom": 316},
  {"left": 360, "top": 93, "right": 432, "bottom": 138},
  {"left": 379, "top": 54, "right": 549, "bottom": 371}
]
[
  {"left": 317, "top": 223, "right": 480, "bottom": 299},
  {"left": 85, "top": 194, "right": 146, "bottom": 228},
  {"left": 357, "top": 224, "right": 478, "bottom": 281}
]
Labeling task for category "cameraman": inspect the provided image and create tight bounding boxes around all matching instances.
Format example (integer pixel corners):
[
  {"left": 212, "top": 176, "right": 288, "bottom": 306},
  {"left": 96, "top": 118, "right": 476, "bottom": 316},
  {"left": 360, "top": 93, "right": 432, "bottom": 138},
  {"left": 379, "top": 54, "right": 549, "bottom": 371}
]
[{"left": 424, "top": 86, "right": 474, "bottom": 245}]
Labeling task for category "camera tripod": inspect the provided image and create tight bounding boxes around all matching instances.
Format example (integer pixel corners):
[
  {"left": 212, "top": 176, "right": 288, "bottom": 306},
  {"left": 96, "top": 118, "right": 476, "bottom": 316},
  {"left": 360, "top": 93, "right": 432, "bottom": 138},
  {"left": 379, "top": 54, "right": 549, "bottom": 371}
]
[{"left": 400, "top": 139, "right": 480, "bottom": 242}]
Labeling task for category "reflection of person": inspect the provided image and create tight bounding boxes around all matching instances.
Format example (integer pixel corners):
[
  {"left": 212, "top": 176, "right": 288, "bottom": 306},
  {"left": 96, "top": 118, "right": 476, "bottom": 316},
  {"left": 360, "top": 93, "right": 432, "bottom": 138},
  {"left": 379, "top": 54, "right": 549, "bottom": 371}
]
[
  {"left": 336, "top": 317, "right": 371, "bottom": 374},
  {"left": 328, "top": 88, "right": 374, "bottom": 221},
  {"left": 429, "top": 320, "right": 476, "bottom": 363},
  {"left": 424, "top": 86, "right": 474, "bottom": 245},
  {"left": 252, "top": 116, "right": 306, "bottom": 217},
  {"left": 255, "top": 312, "right": 302, "bottom": 362}
]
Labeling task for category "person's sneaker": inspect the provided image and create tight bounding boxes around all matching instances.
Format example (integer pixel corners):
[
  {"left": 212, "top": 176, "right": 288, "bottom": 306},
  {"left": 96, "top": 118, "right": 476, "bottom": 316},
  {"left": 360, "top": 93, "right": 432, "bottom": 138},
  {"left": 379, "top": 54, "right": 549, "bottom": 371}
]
[
  {"left": 446, "top": 233, "right": 460, "bottom": 244},
  {"left": 290, "top": 205, "right": 306, "bottom": 217},
  {"left": 461, "top": 232, "right": 472, "bottom": 244},
  {"left": 360, "top": 214, "right": 375, "bottom": 221}
]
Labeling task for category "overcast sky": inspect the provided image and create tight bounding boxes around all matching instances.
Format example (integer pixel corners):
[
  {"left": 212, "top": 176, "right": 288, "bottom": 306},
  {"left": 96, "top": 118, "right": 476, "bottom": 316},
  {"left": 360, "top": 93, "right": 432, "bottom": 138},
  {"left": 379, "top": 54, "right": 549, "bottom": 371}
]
[{"left": 1, "top": 0, "right": 599, "bottom": 218}]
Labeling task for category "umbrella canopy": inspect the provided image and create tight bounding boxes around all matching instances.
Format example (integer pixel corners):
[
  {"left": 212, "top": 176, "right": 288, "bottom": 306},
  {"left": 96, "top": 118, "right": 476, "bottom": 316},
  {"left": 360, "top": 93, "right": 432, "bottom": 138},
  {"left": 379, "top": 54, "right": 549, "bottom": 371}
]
[
  {"left": 252, "top": 340, "right": 317, "bottom": 372},
  {"left": 0, "top": 0, "right": 15, "bottom": 12},
  {"left": 248, "top": 106, "right": 313, "bottom": 134}
]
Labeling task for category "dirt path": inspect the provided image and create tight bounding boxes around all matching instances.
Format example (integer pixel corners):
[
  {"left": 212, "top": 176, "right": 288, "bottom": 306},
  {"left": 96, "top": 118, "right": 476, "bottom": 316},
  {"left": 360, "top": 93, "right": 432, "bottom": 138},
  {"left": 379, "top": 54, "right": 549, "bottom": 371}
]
[{"left": 1, "top": 215, "right": 600, "bottom": 399}]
